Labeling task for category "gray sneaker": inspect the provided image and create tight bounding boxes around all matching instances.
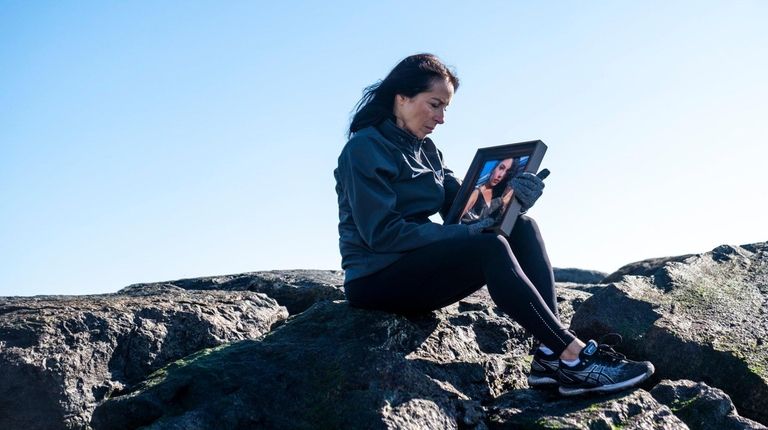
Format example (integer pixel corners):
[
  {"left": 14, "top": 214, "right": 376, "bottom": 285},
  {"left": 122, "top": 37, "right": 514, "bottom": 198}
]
[
  {"left": 528, "top": 348, "right": 560, "bottom": 387},
  {"left": 557, "top": 339, "right": 654, "bottom": 396}
]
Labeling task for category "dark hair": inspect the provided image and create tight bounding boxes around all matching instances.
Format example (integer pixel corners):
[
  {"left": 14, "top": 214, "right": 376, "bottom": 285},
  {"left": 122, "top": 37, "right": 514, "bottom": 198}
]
[{"left": 348, "top": 53, "right": 459, "bottom": 138}]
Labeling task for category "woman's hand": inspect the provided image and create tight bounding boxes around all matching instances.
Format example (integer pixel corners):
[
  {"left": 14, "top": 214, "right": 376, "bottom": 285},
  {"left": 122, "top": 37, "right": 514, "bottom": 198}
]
[
  {"left": 508, "top": 172, "right": 545, "bottom": 211},
  {"left": 467, "top": 217, "right": 495, "bottom": 235}
]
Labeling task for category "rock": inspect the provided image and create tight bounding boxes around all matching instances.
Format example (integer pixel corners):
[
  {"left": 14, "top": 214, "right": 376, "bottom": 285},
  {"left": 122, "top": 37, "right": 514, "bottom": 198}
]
[
  {"left": 0, "top": 286, "right": 288, "bottom": 430},
  {"left": 122, "top": 269, "right": 345, "bottom": 315},
  {"left": 14, "top": 240, "right": 768, "bottom": 429},
  {"left": 557, "top": 281, "right": 608, "bottom": 296},
  {"left": 460, "top": 285, "right": 592, "bottom": 328},
  {"left": 552, "top": 285, "right": 593, "bottom": 326},
  {"left": 488, "top": 388, "right": 687, "bottom": 429},
  {"left": 570, "top": 242, "right": 768, "bottom": 425},
  {"left": 650, "top": 379, "right": 767, "bottom": 430},
  {"left": 553, "top": 268, "right": 608, "bottom": 284},
  {"left": 602, "top": 254, "right": 697, "bottom": 284},
  {"left": 92, "top": 294, "right": 544, "bottom": 429}
]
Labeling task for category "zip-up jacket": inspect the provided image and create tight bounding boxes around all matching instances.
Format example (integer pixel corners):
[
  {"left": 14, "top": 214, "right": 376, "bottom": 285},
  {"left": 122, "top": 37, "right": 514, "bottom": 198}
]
[{"left": 334, "top": 119, "right": 470, "bottom": 282}]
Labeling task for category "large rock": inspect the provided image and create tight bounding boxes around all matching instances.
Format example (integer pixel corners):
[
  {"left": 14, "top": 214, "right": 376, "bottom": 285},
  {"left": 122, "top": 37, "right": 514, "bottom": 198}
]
[
  {"left": 570, "top": 242, "right": 768, "bottom": 425},
  {"left": 602, "top": 254, "right": 697, "bottom": 284},
  {"left": 91, "top": 295, "right": 544, "bottom": 429},
  {"left": 0, "top": 285, "right": 288, "bottom": 430},
  {"left": 14, "top": 243, "right": 768, "bottom": 429},
  {"left": 553, "top": 267, "right": 608, "bottom": 284},
  {"left": 93, "top": 281, "right": 679, "bottom": 430},
  {"left": 650, "top": 379, "right": 767, "bottom": 430},
  {"left": 551, "top": 285, "right": 593, "bottom": 326},
  {"left": 123, "top": 269, "right": 345, "bottom": 314}
]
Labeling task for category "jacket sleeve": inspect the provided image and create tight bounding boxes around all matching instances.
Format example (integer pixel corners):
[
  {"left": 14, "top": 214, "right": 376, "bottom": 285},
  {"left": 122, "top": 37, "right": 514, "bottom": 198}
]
[
  {"left": 338, "top": 137, "right": 469, "bottom": 253},
  {"left": 438, "top": 149, "right": 462, "bottom": 221}
]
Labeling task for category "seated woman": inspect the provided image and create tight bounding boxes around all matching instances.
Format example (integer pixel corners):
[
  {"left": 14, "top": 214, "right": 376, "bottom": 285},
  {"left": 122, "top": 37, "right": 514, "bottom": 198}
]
[{"left": 333, "top": 53, "right": 654, "bottom": 396}]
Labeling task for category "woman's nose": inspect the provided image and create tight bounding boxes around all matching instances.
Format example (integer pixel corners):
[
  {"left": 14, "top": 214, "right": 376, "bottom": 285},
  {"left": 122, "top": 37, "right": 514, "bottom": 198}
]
[{"left": 435, "top": 110, "right": 445, "bottom": 124}]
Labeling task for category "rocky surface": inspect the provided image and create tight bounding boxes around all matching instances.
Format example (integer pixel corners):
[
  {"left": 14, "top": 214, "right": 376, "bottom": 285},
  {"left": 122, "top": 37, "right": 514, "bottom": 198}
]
[
  {"left": 571, "top": 242, "right": 768, "bottom": 425},
  {"left": 123, "top": 269, "right": 345, "bottom": 315},
  {"left": 0, "top": 286, "right": 288, "bottom": 430},
  {"left": 650, "top": 379, "right": 766, "bottom": 430},
  {"left": 92, "top": 276, "right": 765, "bottom": 430},
  {"left": 4, "top": 242, "right": 768, "bottom": 429},
  {"left": 91, "top": 298, "right": 537, "bottom": 429}
]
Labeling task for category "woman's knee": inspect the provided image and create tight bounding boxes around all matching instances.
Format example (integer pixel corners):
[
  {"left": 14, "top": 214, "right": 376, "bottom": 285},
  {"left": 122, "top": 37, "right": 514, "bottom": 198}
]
[
  {"left": 468, "top": 233, "right": 513, "bottom": 259},
  {"left": 517, "top": 214, "right": 538, "bottom": 229},
  {"left": 510, "top": 214, "right": 542, "bottom": 239}
]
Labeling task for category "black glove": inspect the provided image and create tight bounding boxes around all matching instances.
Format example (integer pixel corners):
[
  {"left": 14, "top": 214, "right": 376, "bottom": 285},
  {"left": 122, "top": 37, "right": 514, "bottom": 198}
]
[
  {"left": 467, "top": 217, "right": 495, "bottom": 235},
  {"left": 508, "top": 172, "right": 545, "bottom": 211}
]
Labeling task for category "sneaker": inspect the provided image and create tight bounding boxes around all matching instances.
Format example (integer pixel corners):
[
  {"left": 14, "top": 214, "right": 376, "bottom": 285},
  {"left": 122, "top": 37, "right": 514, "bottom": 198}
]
[
  {"left": 527, "top": 348, "right": 560, "bottom": 387},
  {"left": 557, "top": 339, "right": 655, "bottom": 396}
]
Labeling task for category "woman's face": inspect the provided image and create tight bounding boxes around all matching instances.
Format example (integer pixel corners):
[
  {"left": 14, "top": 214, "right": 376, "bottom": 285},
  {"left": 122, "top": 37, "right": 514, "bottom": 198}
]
[
  {"left": 489, "top": 159, "right": 514, "bottom": 186},
  {"left": 393, "top": 78, "right": 454, "bottom": 139}
]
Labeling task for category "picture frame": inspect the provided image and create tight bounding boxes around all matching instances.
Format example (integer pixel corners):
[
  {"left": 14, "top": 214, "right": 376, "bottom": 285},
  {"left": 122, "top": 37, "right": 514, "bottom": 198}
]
[{"left": 444, "top": 140, "right": 547, "bottom": 236}]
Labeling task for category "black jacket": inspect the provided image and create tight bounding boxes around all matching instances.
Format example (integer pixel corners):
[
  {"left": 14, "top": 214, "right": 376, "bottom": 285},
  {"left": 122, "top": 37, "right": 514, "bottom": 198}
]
[{"left": 334, "top": 119, "right": 469, "bottom": 282}]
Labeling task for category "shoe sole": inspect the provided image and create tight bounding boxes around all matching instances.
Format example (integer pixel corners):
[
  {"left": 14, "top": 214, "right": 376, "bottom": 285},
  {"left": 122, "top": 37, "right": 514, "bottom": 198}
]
[
  {"left": 558, "top": 363, "right": 655, "bottom": 396},
  {"left": 527, "top": 374, "right": 559, "bottom": 387}
]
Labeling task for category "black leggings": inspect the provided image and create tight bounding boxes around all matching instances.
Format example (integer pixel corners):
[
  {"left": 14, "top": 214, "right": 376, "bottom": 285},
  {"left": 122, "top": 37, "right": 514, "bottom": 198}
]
[{"left": 344, "top": 216, "right": 576, "bottom": 356}]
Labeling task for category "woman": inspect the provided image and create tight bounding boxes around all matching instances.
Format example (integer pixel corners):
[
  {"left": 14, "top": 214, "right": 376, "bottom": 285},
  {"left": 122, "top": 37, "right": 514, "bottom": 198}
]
[
  {"left": 333, "top": 53, "right": 653, "bottom": 396},
  {"left": 460, "top": 158, "right": 517, "bottom": 224}
]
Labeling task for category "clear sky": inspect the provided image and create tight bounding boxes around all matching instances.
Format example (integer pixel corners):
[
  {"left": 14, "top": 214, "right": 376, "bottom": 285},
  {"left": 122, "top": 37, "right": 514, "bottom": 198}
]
[{"left": 2, "top": 1, "right": 766, "bottom": 297}]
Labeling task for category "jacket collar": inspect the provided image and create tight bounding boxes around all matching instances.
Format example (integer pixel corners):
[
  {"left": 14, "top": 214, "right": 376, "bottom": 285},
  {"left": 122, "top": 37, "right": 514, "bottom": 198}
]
[{"left": 377, "top": 118, "right": 425, "bottom": 150}]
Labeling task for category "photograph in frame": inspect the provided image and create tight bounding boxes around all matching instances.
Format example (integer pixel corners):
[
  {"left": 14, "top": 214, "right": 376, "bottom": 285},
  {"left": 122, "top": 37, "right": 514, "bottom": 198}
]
[{"left": 445, "top": 140, "right": 547, "bottom": 236}]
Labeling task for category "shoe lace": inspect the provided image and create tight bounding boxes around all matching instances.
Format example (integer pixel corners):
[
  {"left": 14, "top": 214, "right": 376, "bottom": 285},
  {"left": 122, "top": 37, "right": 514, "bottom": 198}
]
[{"left": 595, "top": 333, "right": 626, "bottom": 362}]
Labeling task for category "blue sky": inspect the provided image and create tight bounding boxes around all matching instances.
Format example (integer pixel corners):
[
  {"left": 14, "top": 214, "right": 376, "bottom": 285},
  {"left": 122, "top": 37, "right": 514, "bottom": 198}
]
[{"left": 2, "top": 1, "right": 766, "bottom": 296}]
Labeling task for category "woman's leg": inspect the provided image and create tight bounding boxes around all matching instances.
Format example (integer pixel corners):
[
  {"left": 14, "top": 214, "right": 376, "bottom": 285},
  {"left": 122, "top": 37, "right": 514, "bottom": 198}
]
[
  {"left": 346, "top": 233, "right": 655, "bottom": 395},
  {"left": 344, "top": 234, "right": 576, "bottom": 356},
  {"left": 506, "top": 215, "right": 559, "bottom": 319}
]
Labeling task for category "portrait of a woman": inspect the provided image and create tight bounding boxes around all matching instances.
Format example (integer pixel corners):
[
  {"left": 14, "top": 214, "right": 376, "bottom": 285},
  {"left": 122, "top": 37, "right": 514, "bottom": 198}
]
[{"left": 460, "top": 157, "right": 518, "bottom": 225}]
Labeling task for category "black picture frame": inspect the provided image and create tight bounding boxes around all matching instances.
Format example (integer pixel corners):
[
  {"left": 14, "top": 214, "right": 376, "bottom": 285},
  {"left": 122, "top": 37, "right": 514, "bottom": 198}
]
[{"left": 444, "top": 140, "right": 547, "bottom": 236}]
